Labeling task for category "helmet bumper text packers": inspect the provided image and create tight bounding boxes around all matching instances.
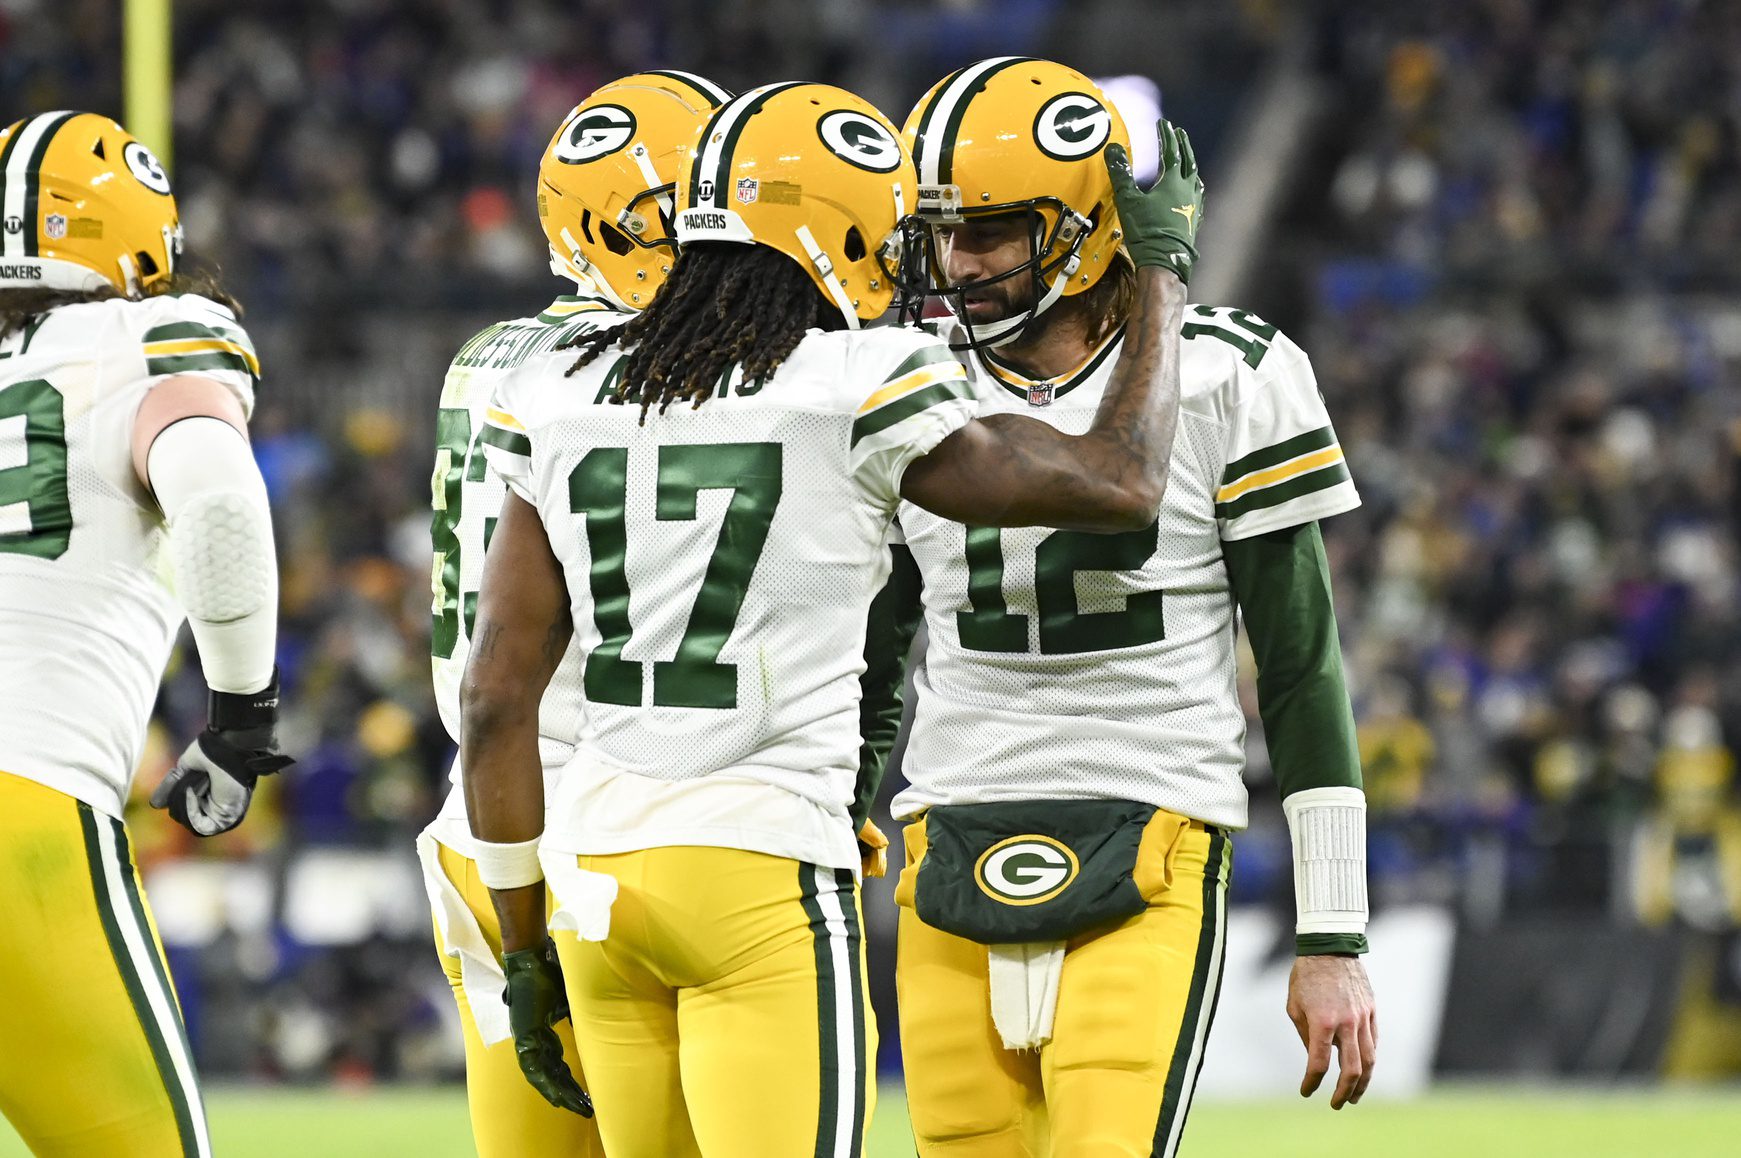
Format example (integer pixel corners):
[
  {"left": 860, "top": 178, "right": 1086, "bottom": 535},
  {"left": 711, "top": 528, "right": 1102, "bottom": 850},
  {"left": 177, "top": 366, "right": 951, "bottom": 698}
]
[{"left": 0, "top": 111, "right": 182, "bottom": 295}]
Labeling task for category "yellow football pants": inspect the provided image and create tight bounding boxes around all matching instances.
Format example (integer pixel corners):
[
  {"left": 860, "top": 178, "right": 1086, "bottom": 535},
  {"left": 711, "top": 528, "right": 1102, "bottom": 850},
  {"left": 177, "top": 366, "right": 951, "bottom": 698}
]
[
  {"left": 0, "top": 770, "right": 210, "bottom": 1157},
  {"left": 896, "top": 814, "right": 1230, "bottom": 1158},
  {"left": 552, "top": 846, "right": 876, "bottom": 1158},
  {"left": 429, "top": 841, "right": 603, "bottom": 1158}
]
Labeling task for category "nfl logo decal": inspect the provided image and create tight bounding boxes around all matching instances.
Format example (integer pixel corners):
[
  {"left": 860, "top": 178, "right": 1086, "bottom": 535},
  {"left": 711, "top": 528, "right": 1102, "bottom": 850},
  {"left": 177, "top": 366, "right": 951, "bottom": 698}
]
[
  {"left": 45, "top": 213, "right": 68, "bottom": 240},
  {"left": 1027, "top": 381, "right": 1056, "bottom": 407},
  {"left": 735, "top": 177, "right": 759, "bottom": 205}
]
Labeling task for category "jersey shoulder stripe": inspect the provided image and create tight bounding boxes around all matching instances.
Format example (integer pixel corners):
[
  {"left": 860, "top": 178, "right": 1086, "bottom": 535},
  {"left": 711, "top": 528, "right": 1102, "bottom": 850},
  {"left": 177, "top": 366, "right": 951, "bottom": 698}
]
[
  {"left": 142, "top": 320, "right": 260, "bottom": 380},
  {"left": 1215, "top": 426, "right": 1350, "bottom": 520},
  {"left": 481, "top": 412, "right": 531, "bottom": 458},
  {"left": 850, "top": 353, "right": 971, "bottom": 447},
  {"left": 1218, "top": 425, "right": 1337, "bottom": 490}
]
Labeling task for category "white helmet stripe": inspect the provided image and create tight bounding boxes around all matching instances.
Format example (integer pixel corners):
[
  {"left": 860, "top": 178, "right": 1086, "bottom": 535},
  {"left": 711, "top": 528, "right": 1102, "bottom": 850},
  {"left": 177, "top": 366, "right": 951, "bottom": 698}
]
[
  {"left": 2, "top": 110, "right": 77, "bottom": 258},
  {"left": 645, "top": 69, "right": 734, "bottom": 108},
  {"left": 914, "top": 58, "right": 1027, "bottom": 187},
  {"left": 690, "top": 83, "right": 801, "bottom": 209}
]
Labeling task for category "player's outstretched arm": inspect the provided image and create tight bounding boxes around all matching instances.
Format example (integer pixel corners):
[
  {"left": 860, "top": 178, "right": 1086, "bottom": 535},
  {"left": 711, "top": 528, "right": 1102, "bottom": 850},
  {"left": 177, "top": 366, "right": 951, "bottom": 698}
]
[
  {"left": 134, "top": 376, "right": 292, "bottom": 836},
  {"left": 460, "top": 491, "right": 592, "bottom": 1117},
  {"left": 900, "top": 121, "right": 1205, "bottom": 533}
]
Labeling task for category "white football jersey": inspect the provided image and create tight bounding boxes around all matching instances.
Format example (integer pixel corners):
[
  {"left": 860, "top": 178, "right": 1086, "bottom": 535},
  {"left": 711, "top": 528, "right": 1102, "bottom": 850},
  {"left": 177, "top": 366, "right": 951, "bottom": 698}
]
[
  {"left": 484, "top": 325, "right": 975, "bottom": 871},
  {"left": 0, "top": 293, "right": 258, "bottom": 817},
  {"left": 893, "top": 306, "right": 1360, "bottom": 830},
  {"left": 425, "top": 294, "right": 625, "bottom": 857}
]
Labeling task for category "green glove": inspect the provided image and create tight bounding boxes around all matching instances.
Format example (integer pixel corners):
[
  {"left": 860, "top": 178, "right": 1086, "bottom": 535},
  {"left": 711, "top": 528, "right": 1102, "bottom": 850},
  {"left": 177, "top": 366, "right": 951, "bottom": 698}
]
[
  {"left": 1105, "top": 119, "right": 1205, "bottom": 281},
  {"left": 502, "top": 939, "right": 594, "bottom": 1117}
]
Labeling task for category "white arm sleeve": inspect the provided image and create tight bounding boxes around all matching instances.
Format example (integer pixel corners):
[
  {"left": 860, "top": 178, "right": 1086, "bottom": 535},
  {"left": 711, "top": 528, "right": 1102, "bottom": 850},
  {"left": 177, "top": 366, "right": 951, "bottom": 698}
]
[{"left": 147, "top": 416, "right": 279, "bottom": 695}]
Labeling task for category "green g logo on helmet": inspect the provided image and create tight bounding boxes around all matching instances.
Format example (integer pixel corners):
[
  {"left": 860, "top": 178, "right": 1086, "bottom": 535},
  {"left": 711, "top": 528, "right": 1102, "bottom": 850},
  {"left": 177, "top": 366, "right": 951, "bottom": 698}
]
[{"left": 974, "top": 835, "right": 1081, "bottom": 906}]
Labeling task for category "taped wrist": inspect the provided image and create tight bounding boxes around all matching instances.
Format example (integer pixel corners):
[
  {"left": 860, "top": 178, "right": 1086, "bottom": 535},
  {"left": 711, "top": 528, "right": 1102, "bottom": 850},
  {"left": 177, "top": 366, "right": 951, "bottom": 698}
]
[
  {"left": 1284, "top": 786, "right": 1368, "bottom": 952},
  {"left": 475, "top": 836, "right": 545, "bottom": 890}
]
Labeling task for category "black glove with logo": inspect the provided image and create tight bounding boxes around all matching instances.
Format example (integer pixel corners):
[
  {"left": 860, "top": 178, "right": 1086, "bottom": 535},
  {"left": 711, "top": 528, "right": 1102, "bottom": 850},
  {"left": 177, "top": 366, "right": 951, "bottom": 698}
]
[
  {"left": 503, "top": 937, "right": 594, "bottom": 1116},
  {"left": 151, "top": 669, "right": 294, "bottom": 836}
]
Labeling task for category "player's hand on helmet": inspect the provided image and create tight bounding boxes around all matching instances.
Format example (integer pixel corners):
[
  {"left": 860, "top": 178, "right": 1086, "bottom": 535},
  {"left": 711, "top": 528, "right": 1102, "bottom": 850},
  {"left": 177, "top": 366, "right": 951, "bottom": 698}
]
[
  {"left": 858, "top": 818, "right": 890, "bottom": 879},
  {"left": 503, "top": 938, "right": 594, "bottom": 1117},
  {"left": 1105, "top": 119, "right": 1205, "bottom": 281},
  {"left": 151, "top": 670, "right": 294, "bottom": 837},
  {"left": 1288, "top": 953, "right": 1378, "bottom": 1109}
]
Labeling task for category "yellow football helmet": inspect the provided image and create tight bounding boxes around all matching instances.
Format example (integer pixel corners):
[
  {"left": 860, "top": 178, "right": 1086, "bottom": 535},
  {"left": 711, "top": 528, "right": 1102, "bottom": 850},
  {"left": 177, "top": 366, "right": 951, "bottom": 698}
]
[
  {"left": 539, "top": 71, "right": 732, "bottom": 310},
  {"left": 674, "top": 82, "right": 921, "bottom": 328},
  {"left": 0, "top": 111, "right": 180, "bottom": 295},
  {"left": 903, "top": 58, "right": 1132, "bottom": 346}
]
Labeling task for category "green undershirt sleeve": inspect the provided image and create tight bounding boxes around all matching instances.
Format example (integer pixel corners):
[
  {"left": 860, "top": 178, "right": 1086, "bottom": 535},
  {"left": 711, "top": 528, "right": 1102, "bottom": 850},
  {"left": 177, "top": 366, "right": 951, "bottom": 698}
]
[
  {"left": 853, "top": 542, "right": 925, "bottom": 827},
  {"left": 1223, "top": 520, "right": 1368, "bottom": 956}
]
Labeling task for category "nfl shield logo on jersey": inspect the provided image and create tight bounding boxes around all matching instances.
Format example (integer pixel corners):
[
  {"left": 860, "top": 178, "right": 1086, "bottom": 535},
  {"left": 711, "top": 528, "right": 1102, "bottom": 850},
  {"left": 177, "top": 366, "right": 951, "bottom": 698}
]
[
  {"left": 735, "top": 178, "right": 760, "bottom": 205},
  {"left": 1027, "top": 381, "right": 1056, "bottom": 407},
  {"left": 45, "top": 214, "right": 68, "bottom": 240}
]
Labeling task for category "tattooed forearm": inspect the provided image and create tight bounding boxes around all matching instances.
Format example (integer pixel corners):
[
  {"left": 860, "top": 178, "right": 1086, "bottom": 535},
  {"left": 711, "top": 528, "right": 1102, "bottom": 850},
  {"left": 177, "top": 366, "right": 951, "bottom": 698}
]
[
  {"left": 943, "top": 267, "right": 1187, "bottom": 532},
  {"left": 472, "top": 622, "right": 505, "bottom": 663},
  {"left": 540, "top": 611, "right": 573, "bottom": 680}
]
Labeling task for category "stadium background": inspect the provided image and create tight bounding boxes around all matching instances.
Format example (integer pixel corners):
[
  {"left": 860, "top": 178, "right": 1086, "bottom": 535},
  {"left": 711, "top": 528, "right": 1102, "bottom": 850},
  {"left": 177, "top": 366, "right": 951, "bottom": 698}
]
[{"left": 6, "top": 0, "right": 1741, "bottom": 1153}]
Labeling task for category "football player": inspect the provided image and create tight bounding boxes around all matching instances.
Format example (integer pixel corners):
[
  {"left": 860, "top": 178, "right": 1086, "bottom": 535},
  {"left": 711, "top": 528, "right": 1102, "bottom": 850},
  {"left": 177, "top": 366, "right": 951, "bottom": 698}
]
[
  {"left": 0, "top": 112, "right": 289, "bottom": 1157},
  {"left": 457, "top": 82, "right": 1202, "bottom": 1157},
  {"left": 888, "top": 58, "right": 1378, "bottom": 1157},
  {"left": 417, "top": 70, "right": 732, "bottom": 1157}
]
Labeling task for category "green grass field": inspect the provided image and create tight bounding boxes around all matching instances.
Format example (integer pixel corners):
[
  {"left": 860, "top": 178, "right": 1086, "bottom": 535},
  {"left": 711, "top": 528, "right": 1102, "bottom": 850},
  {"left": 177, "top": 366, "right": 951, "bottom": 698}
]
[{"left": 3, "top": 1083, "right": 1739, "bottom": 1156}]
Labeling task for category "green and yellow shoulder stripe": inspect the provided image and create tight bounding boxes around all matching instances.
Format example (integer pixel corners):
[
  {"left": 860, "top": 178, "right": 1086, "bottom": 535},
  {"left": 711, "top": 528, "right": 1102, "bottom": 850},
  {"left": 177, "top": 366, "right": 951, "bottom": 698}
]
[
  {"left": 849, "top": 345, "right": 972, "bottom": 449},
  {"left": 480, "top": 406, "right": 531, "bottom": 458},
  {"left": 142, "top": 319, "right": 259, "bottom": 382},
  {"left": 1215, "top": 426, "right": 1351, "bottom": 523}
]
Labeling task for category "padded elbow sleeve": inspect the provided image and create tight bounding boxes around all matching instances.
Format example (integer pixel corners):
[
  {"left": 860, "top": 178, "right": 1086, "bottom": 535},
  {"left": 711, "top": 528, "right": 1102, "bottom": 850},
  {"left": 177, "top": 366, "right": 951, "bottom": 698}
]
[{"left": 147, "top": 417, "right": 279, "bottom": 693}]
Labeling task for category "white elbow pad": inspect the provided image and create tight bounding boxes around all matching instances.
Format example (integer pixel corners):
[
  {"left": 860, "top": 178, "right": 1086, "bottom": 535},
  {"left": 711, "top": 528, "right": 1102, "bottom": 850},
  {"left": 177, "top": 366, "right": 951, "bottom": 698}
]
[
  {"left": 1283, "top": 786, "right": 1369, "bottom": 936},
  {"left": 148, "top": 417, "right": 279, "bottom": 693}
]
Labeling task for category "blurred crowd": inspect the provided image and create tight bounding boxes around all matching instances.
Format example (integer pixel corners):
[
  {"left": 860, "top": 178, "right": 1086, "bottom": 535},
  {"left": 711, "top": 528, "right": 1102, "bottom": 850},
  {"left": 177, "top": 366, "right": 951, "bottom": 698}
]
[
  {"left": 7, "top": 0, "right": 1741, "bottom": 1079},
  {"left": 1239, "top": 0, "right": 1741, "bottom": 938}
]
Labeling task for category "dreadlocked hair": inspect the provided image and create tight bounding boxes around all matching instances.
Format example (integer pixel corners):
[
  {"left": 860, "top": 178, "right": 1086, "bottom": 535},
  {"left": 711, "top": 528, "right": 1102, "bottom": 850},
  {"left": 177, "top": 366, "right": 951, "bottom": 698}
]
[
  {"left": 0, "top": 266, "right": 242, "bottom": 339},
  {"left": 560, "top": 242, "right": 834, "bottom": 422}
]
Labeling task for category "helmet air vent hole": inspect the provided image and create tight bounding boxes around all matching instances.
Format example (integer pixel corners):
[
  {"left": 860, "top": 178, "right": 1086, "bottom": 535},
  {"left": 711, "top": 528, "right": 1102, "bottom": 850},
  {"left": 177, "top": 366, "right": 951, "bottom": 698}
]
[
  {"left": 843, "top": 227, "right": 866, "bottom": 261},
  {"left": 92, "top": 139, "right": 106, "bottom": 159},
  {"left": 600, "top": 221, "right": 633, "bottom": 256},
  {"left": 579, "top": 210, "right": 597, "bottom": 245}
]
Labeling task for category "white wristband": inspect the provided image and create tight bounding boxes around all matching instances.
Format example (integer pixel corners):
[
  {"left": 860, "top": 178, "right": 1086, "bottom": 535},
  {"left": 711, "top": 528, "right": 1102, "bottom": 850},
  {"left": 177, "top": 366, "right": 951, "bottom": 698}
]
[
  {"left": 472, "top": 836, "right": 545, "bottom": 890},
  {"left": 1282, "top": 786, "right": 1368, "bottom": 935}
]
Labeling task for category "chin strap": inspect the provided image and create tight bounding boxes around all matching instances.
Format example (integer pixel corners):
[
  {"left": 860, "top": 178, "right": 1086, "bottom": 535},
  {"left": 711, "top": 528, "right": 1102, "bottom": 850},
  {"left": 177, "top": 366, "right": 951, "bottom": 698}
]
[
  {"left": 796, "top": 224, "right": 861, "bottom": 330},
  {"left": 961, "top": 253, "right": 1078, "bottom": 349},
  {"left": 551, "top": 231, "right": 635, "bottom": 311}
]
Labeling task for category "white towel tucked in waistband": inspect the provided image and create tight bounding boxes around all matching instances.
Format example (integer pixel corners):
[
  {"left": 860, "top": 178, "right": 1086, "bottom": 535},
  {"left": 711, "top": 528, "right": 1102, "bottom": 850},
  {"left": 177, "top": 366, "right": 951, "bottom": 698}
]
[
  {"left": 417, "top": 831, "right": 514, "bottom": 1045},
  {"left": 540, "top": 847, "right": 619, "bottom": 943},
  {"left": 987, "top": 940, "right": 1066, "bottom": 1051}
]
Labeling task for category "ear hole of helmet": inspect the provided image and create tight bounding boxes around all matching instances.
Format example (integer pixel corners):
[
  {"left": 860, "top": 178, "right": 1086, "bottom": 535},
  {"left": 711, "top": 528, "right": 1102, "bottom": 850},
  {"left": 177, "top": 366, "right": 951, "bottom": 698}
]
[
  {"left": 579, "top": 210, "right": 597, "bottom": 245},
  {"left": 135, "top": 251, "right": 160, "bottom": 278},
  {"left": 599, "top": 220, "right": 634, "bottom": 256},
  {"left": 843, "top": 227, "right": 867, "bottom": 262}
]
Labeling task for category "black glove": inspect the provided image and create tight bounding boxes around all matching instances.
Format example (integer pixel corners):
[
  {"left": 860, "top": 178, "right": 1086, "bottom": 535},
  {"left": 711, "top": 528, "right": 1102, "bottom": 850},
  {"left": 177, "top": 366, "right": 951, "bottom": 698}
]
[
  {"left": 151, "top": 670, "right": 294, "bottom": 837},
  {"left": 502, "top": 938, "right": 594, "bottom": 1117}
]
